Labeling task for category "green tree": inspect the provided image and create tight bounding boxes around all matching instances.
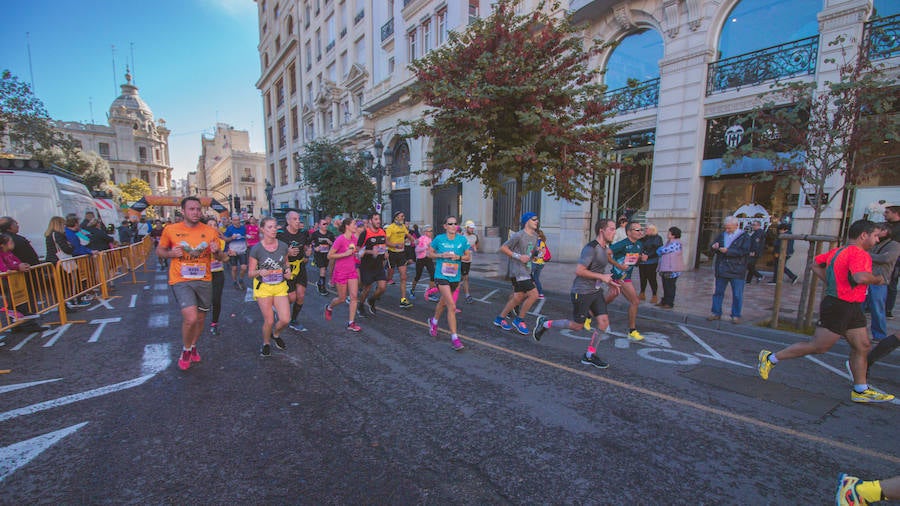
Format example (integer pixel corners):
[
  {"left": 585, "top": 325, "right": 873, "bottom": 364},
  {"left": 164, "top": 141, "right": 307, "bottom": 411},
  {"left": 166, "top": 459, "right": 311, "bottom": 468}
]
[
  {"left": 116, "top": 178, "right": 157, "bottom": 218},
  {"left": 37, "top": 146, "right": 112, "bottom": 191},
  {"left": 296, "top": 139, "right": 376, "bottom": 216},
  {"left": 403, "top": 0, "right": 621, "bottom": 227},
  {"left": 724, "top": 34, "right": 898, "bottom": 328}
]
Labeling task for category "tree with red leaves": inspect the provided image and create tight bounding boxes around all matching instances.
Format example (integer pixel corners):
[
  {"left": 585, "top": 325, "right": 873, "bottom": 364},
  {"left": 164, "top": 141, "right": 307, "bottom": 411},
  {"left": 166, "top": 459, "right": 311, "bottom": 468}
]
[{"left": 403, "top": 0, "right": 621, "bottom": 227}]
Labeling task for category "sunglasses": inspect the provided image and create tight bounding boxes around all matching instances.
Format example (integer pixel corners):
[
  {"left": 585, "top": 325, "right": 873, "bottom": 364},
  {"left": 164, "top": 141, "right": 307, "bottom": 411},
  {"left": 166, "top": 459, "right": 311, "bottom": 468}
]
[
  {"left": 446, "top": 222, "right": 457, "bottom": 226},
  {"left": 531, "top": 217, "right": 539, "bottom": 221}
]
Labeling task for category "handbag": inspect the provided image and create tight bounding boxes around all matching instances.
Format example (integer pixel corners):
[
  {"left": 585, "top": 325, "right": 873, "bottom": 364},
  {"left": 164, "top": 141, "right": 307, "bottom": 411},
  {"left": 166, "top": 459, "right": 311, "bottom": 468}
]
[
  {"left": 542, "top": 243, "right": 552, "bottom": 262},
  {"left": 55, "top": 235, "right": 77, "bottom": 274}
]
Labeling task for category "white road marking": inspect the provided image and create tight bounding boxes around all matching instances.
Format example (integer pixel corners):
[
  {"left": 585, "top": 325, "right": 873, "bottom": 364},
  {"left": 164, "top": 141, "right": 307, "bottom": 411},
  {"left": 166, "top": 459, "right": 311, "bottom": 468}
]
[
  {"left": 148, "top": 314, "right": 168, "bottom": 328},
  {"left": 87, "top": 318, "right": 122, "bottom": 343},
  {"left": 0, "top": 344, "right": 170, "bottom": 423},
  {"left": 151, "top": 295, "right": 168, "bottom": 305},
  {"left": 87, "top": 298, "right": 114, "bottom": 311},
  {"left": 154, "top": 283, "right": 168, "bottom": 291},
  {"left": 0, "top": 378, "right": 62, "bottom": 394},
  {"left": 527, "top": 298, "right": 545, "bottom": 316},
  {"left": 42, "top": 324, "right": 72, "bottom": 348},
  {"left": 805, "top": 354, "right": 848, "bottom": 378},
  {"left": 475, "top": 289, "right": 498, "bottom": 302},
  {"left": 129, "top": 294, "right": 137, "bottom": 308},
  {"left": 0, "top": 422, "right": 88, "bottom": 482},
  {"left": 11, "top": 332, "right": 41, "bottom": 351}
]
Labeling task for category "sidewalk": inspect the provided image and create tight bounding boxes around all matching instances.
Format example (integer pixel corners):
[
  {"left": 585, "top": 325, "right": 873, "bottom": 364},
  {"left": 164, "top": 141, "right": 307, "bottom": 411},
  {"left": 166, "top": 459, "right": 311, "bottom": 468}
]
[{"left": 467, "top": 256, "right": 900, "bottom": 338}]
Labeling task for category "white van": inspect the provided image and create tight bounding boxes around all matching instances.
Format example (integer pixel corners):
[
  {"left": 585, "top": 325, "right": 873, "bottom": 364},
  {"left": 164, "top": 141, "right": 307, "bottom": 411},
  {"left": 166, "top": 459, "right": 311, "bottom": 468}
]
[{"left": 0, "top": 158, "right": 98, "bottom": 260}]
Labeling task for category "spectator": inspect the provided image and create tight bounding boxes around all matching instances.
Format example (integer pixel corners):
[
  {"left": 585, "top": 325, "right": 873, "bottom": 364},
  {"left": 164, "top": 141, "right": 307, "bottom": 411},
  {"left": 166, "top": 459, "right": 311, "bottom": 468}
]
[
  {"left": 656, "top": 226, "right": 684, "bottom": 309},
  {"left": 0, "top": 216, "right": 40, "bottom": 265},
  {"left": 44, "top": 216, "right": 91, "bottom": 310},
  {"left": 80, "top": 211, "right": 97, "bottom": 230},
  {"left": 745, "top": 220, "right": 765, "bottom": 283},
  {"left": 638, "top": 224, "right": 663, "bottom": 304},
  {"left": 84, "top": 218, "right": 114, "bottom": 251},
  {"left": 0, "top": 233, "right": 47, "bottom": 332},
  {"left": 117, "top": 220, "right": 134, "bottom": 245},
  {"left": 136, "top": 217, "right": 150, "bottom": 241},
  {"left": 884, "top": 204, "right": 900, "bottom": 319},
  {"left": 64, "top": 216, "right": 94, "bottom": 257},
  {"left": 612, "top": 215, "right": 629, "bottom": 243},
  {"left": 768, "top": 223, "right": 798, "bottom": 285},
  {"left": 868, "top": 223, "right": 899, "bottom": 343},
  {"left": 707, "top": 215, "right": 751, "bottom": 324}
]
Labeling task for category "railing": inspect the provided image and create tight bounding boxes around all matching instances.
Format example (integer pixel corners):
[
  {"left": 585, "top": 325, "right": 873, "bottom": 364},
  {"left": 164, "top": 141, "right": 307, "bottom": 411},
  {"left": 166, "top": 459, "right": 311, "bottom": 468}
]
[
  {"left": 326, "top": 40, "right": 335, "bottom": 52},
  {"left": 381, "top": 17, "right": 394, "bottom": 42},
  {"left": 605, "top": 78, "right": 660, "bottom": 114},
  {"left": 354, "top": 9, "right": 364, "bottom": 24},
  {"left": 865, "top": 14, "right": 900, "bottom": 60},
  {"left": 706, "top": 35, "right": 818, "bottom": 95},
  {"left": 240, "top": 176, "right": 256, "bottom": 182}
]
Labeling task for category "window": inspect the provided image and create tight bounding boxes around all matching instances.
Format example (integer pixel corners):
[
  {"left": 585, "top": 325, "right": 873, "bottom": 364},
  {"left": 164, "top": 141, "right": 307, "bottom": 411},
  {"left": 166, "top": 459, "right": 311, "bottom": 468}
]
[
  {"left": 305, "top": 41, "right": 312, "bottom": 70},
  {"left": 264, "top": 52, "right": 270, "bottom": 67},
  {"left": 327, "top": 15, "right": 336, "bottom": 47},
  {"left": 407, "top": 28, "right": 417, "bottom": 60},
  {"left": 316, "top": 29, "right": 322, "bottom": 59},
  {"left": 288, "top": 63, "right": 297, "bottom": 95},
  {"left": 325, "top": 110, "right": 333, "bottom": 132},
  {"left": 274, "top": 3, "right": 280, "bottom": 19},
  {"left": 155, "top": 148, "right": 161, "bottom": 162},
  {"left": 468, "top": 0, "right": 479, "bottom": 25},
  {"left": 141, "top": 170, "right": 149, "bottom": 183},
  {"left": 278, "top": 117, "right": 287, "bottom": 148},
  {"left": 139, "top": 146, "right": 148, "bottom": 163},
  {"left": 72, "top": 139, "right": 83, "bottom": 149},
  {"left": 286, "top": 15, "right": 294, "bottom": 35},
  {"left": 268, "top": 127, "right": 274, "bottom": 153},
  {"left": 342, "top": 101, "right": 351, "bottom": 124},
  {"left": 340, "top": 2, "right": 347, "bottom": 35},
  {"left": 279, "top": 158, "right": 288, "bottom": 185},
  {"left": 387, "top": 56, "right": 395, "bottom": 74},
  {"left": 276, "top": 35, "right": 281, "bottom": 51},
  {"left": 437, "top": 9, "right": 448, "bottom": 46},
  {"left": 355, "top": 91, "right": 364, "bottom": 113},
  {"left": 291, "top": 107, "right": 299, "bottom": 139},
  {"left": 304, "top": 1, "right": 311, "bottom": 27},
  {"left": 306, "top": 82, "right": 314, "bottom": 106},
  {"left": 327, "top": 62, "right": 336, "bottom": 82},
  {"left": 305, "top": 120, "right": 315, "bottom": 141},
  {"left": 276, "top": 78, "right": 285, "bottom": 107},
  {"left": 340, "top": 51, "right": 349, "bottom": 77},
  {"left": 354, "top": 37, "right": 365, "bottom": 65},
  {"left": 293, "top": 154, "right": 302, "bottom": 183},
  {"left": 98, "top": 142, "right": 110, "bottom": 159},
  {"left": 422, "top": 18, "right": 432, "bottom": 54},
  {"left": 265, "top": 91, "right": 272, "bottom": 116}
]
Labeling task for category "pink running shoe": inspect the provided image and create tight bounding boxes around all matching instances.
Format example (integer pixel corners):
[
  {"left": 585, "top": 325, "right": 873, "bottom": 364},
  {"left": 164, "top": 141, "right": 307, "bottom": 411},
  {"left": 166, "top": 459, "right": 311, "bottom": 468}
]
[
  {"left": 324, "top": 304, "right": 333, "bottom": 321},
  {"left": 190, "top": 347, "right": 201, "bottom": 363},
  {"left": 451, "top": 338, "right": 465, "bottom": 351},
  {"left": 428, "top": 317, "right": 438, "bottom": 337},
  {"left": 177, "top": 350, "right": 192, "bottom": 371},
  {"left": 347, "top": 321, "right": 361, "bottom": 332}
]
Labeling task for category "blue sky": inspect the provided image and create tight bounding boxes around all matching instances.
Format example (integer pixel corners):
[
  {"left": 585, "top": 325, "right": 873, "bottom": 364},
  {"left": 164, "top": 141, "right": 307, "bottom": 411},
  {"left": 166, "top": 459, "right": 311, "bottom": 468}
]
[{"left": 1, "top": 0, "right": 263, "bottom": 179}]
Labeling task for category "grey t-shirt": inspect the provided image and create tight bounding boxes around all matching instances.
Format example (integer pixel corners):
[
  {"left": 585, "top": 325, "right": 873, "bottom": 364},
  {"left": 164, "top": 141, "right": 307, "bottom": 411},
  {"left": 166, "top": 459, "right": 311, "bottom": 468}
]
[
  {"left": 249, "top": 241, "right": 290, "bottom": 284},
  {"left": 503, "top": 229, "right": 538, "bottom": 280},
  {"left": 571, "top": 240, "right": 611, "bottom": 294}
]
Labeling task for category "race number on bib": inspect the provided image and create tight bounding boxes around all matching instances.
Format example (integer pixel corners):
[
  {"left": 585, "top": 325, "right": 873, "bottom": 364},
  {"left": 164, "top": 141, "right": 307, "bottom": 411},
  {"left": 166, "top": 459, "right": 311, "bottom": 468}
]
[
  {"left": 441, "top": 262, "right": 459, "bottom": 278},
  {"left": 623, "top": 252, "right": 640, "bottom": 266},
  {"left": 262, "top": 271, "right": 284, "bottom": 284},
  {"left": 181, "top": 263, "right": 207, "bottom": 279}
]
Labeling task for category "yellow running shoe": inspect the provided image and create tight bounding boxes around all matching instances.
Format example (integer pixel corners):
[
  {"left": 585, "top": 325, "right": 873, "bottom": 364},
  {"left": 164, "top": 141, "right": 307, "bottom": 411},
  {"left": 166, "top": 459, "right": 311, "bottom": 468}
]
[
  {"left": 851, "top": 387, "right": 895, "bottom": 403},
  {"left": 757, "top": 350, "right": 774, "bottom": 380},
  {"left": 835, "top": 473, "right": 865, "bottom": 506},
  {"left": 628, "top": 329, "right": 644, "bottom": 341}
]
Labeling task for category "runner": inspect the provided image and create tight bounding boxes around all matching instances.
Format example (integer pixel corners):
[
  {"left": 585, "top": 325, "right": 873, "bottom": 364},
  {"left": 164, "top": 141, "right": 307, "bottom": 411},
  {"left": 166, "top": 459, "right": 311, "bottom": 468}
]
[
  {"left": 310, "top": 218, "right": 335, "bottom": 296},
  {"left": 204, "top": 217, "right": 227, "bottom": 336},
  {"left": 324, "top": 217, "right": 361, "bottom": 331},
  {"left": 384, "top": 211, "right": 416, "bottom": 308},
  {"left": 248, "top": 216, "right": 292, "bottom": 356},
  {"left": 277, "top": 210, "right": 312, "bottom": 332},
  {"left": 411, "top": 225, "right": 436, "bottom": 299},
  {"left": 608, "top": 221, "right": 647, "bottom": 341},
  {"left": 494, "top": 212, "right": 542, "bottom": 335},
  {"left": 427, "top": 216, "right": 471, "bottom": 351},
  {"left": 156, "top": 197, "right": 220, "bottom": 371},
  {"left": 757, "top": 219, "right": 894, "bottom": 403},
  {"left": 461, "top": 220, "right": 479, "bottom": 303},
  {"left": 224, "top": 215, "right": 249, "bottom": 290},
  {"left": 357, "top": 213, "right": 388, "bottom": 318},
  {"left": 532, "top": 218, "right": 620, "bottom": 368}
]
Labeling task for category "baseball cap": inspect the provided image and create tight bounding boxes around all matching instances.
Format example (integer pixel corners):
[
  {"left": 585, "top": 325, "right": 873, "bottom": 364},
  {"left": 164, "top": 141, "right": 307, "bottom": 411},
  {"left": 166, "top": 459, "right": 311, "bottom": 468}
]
[{"left": 465, "top": 220, "right": 475, "bottom": 229}]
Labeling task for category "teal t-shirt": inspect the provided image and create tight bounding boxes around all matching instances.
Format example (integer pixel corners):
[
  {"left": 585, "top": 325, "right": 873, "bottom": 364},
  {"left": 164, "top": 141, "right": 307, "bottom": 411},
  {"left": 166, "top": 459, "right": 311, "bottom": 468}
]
[
  {"left": 431, "top": 233, "right": 470, "bottom": 282},
  {"left": 609, "top": 238, "right": 643, "bottom": 280}
]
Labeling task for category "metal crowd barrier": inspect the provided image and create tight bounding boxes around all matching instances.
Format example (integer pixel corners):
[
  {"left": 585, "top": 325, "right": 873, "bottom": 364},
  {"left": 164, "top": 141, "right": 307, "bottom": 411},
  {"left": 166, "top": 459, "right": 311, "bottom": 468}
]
[{"left": 0, "top": 237, "right": 154, "bottom": 331}]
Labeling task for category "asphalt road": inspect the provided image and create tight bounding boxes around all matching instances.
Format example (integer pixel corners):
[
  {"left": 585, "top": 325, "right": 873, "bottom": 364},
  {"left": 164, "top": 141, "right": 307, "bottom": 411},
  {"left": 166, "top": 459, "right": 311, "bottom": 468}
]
[{"left": 1, "top": 265, "right": 898, "bottom": 504}]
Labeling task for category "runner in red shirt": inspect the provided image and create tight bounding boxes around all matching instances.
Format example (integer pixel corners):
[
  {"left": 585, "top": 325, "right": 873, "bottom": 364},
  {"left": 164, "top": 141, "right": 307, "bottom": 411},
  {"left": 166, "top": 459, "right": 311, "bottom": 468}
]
[{"left": 757, "top": 220, "right": 893, "bottom": 403}]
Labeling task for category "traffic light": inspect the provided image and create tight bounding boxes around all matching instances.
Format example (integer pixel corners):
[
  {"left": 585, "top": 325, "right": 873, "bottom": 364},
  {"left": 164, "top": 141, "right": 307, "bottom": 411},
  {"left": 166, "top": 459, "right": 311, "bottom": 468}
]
[{"left": 233, "top": 197, "right": 241, "bottom": 211}]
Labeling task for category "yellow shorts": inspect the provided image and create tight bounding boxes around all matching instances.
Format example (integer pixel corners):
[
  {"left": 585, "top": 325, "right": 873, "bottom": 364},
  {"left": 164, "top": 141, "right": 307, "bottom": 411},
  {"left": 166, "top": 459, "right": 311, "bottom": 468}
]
[{"left": 253, "top": 280, "right": 288, "bottom": 300}]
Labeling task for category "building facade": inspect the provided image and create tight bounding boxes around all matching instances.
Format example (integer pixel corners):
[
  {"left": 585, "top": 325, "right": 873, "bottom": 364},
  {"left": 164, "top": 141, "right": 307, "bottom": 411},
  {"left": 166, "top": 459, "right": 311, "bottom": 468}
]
[
  {"left": 55, "top": 71, "right": 175, "bottom": 197},
  {"left": 193, "top": 123, "right": 267, "bottom": 217},
  {"left": 257, "top": 0, "right": 899, "bottom": 268}
]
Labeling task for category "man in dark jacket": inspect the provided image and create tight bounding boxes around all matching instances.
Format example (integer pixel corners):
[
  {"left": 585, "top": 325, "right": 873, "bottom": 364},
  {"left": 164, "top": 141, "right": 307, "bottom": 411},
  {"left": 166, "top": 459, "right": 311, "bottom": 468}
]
[
  {"left": 885, "top": 204, "right": 900, "bottom": 319},
  {"left": 768, "top": 223, "right": 798, "bottom": 284},
  {"left": 745, "top": 220, "right": 765, "bottom": 283},
  {"left": 707, "top": 216, "right": 751, "bottom": 324}
]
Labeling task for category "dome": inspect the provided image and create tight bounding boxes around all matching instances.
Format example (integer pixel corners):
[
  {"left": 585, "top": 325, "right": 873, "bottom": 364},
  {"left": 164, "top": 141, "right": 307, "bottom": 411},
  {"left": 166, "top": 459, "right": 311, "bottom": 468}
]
[{"left": 108, "top": 70, "right": 154, "bottom": 124}]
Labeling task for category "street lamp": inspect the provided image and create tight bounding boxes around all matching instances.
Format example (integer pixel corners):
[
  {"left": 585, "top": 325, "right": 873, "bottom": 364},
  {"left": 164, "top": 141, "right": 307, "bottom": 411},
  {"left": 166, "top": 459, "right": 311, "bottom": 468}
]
[
  {"left": 264, "top": 179, "right": 274, "bottom": 216},
  {"left": 366, "top": 138, "right": 392, "bottom": 213}
]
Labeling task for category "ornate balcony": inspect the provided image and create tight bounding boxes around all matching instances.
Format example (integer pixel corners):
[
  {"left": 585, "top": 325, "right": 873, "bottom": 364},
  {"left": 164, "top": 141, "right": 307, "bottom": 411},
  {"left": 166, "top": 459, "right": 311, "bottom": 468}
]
[
  {"left": 605, "top": 78, "right": 660, "bottom": 114},
  {"left": 865, "top": 14, "right": 899, "bottom": 61},
  {"left": 706, "top": 36, "right": 818, "bottom": 95},
  {"left": 381, "top": 18, "right": 394, "bottom": 42}
]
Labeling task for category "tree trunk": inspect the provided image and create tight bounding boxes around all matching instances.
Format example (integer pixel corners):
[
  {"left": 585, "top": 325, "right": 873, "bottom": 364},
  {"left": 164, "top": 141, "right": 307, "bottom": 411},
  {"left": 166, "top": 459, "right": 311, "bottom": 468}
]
[{"left": 795, "top": 201, "right": 824, "bottom": 329}]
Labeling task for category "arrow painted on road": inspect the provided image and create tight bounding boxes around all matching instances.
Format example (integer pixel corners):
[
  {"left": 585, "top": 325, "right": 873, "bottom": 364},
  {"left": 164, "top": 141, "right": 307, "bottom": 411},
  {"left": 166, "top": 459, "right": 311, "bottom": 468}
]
[
  {"left": 0, "top": 344, "right": 170, "bottom": 423},
  {"left": 0, "top": 422, "right": 88, "bottom": 481},
  {"left": 0, "top": 378, "right": 62, "bottom": 395}
]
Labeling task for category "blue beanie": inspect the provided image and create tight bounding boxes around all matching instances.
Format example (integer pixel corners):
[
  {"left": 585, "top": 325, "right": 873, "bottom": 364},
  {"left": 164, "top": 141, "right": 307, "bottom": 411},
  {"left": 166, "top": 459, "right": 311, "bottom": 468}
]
[{"left": 520, "top": 212, "right": 537, "bottom": 227}]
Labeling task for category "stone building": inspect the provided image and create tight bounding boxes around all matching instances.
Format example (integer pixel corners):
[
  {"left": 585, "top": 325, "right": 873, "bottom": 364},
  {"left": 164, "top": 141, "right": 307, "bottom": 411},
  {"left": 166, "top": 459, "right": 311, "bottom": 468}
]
[
  {"left": 193, "top": 123, "right": 268, "bottom": 217},
  {"left": 257, "top": 0, "right": 899, "bottom": 268},
  {"left": 55, "top": 71, "right": 174, "bottom": 196}
]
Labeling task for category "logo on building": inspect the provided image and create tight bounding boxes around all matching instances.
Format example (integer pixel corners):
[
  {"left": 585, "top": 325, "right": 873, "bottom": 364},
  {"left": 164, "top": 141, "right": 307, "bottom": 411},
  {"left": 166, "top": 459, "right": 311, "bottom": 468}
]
[{"left": 724, "top": 125, "right": 744, "bottom": 148}]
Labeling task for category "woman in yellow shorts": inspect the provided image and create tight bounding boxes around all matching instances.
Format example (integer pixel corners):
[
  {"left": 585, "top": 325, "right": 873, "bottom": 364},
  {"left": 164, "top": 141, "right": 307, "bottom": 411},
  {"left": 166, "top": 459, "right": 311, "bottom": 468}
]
[{"left": 248, "top": 216, "right": 292, "bottom": 356}]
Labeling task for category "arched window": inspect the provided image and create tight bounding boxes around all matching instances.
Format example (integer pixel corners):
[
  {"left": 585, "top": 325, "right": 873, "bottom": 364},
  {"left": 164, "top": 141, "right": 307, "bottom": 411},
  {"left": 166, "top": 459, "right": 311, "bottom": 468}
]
[
  {"left": 718, "top": 0, "right": 819, "bottom": 60},
  {"left": 286, "top": 15, "right": 294, "bottom": 36},
  {"left": 604, "top": 29, "right": 663, "bottom": 91},
  {"left": 391, "top": 142, "right": 410, "bottom": 178}
]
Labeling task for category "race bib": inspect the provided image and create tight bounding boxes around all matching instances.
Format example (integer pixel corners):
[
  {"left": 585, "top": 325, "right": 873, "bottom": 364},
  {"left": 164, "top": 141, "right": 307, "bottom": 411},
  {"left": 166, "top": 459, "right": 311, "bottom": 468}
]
[
  {"left": 230, "top": 242, "right": 247, "bottom": 254},
  {"left": 441, "top": 262, "right": 459, "bottom": 277},
  {"left": 262, "top": 271, "right": 284, "bottom": 284},
  {"left": 375, "top": 245, "right": 388, "bottom": 256},
  {"left": 623, "top": 252, "right": 640, "bottom": 266},
  {"left": 181, "top": 263, "right": 207, "bottom": 279}
]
